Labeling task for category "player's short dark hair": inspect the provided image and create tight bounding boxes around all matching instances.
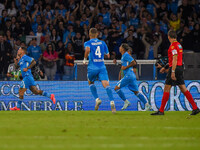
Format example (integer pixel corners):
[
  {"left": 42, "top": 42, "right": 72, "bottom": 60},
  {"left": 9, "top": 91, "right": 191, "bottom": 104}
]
[
  {"left": 168, "top": 30, "right": 177, "bottom": 39},
  {"left": 89, "top": 28, "right": 98, "bottom": 35},
  {"left": 121, "top": 43, "right": 130, "bottom": 51}
]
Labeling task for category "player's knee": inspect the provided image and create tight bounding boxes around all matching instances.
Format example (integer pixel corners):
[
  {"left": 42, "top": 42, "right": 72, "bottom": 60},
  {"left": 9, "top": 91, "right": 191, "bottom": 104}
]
[
  {"left": 114, "top": 86, "right": 120, "bottom": 91},
  {"left": 134, "top": 91, "right": 139, "bottom": 95},
  {"left": 88, "top": 81, "right": 94, "bottom": 85},
  {"left": 32, "top": 89, "right": 39, "bottom": 95},
  {"left": 19, "top": 95, "right": 24, "bottom": 99}
]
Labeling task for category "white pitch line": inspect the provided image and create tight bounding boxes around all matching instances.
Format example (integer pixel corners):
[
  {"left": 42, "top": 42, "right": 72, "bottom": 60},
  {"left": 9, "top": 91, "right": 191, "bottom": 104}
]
[
  {"left": 0, "top": 143, "right": 199, "bottom": 149},
  {"left": 0, "top": 135, "right": 198, "bottom": 140}
]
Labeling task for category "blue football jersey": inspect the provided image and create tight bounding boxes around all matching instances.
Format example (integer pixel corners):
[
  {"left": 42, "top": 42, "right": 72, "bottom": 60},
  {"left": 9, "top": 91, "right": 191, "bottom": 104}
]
[
  {"left": 84, "top": 38, "right": 109, "bottom": 70},
  {"left": 18, "top": 55, "right": 34, "bottom": 78},
  {"left": 121, "top": 52, "right": 135, "bottom": 75}
]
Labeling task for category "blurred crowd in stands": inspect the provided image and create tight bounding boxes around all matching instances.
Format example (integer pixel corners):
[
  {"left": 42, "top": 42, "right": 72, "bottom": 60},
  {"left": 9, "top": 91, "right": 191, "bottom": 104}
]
[{"left": 0, "top": 0, "right": 200, "bottom": 80}]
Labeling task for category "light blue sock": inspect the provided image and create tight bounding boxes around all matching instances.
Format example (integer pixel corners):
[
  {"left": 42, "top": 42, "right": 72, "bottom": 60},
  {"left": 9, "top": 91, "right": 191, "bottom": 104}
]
[
  {"left": 17, "top": 100, "right": 22, "bottom": 108},
  {"left": 89, "top": 84, "right": 98, "bottom": 99},
  {"left": 136, "top": 92, "right": 147, "bottom": 104},
  {"left": 105, "top": 86, "right": 114, "bottom": 101},
  {"left": 116, "top": 89, "right": 126, "bottom": 101},
  {"left": 42, "top": 91, "right": 51, "bottom": 98}
]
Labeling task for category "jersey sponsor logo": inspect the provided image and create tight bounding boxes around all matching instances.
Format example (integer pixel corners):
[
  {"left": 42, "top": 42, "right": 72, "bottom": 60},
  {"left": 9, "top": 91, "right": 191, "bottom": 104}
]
[
  {"left": 178, "top": 44, "right": 182, "bottom": 49},
  {"left": 93, "top": 59, "right": 104, "bottom": 62},
  {"left": 91, "top": 42, "right": 102, "bottom": 45},
  {"left": 172, "top": 49, "right": 178, "bottom": 55}
]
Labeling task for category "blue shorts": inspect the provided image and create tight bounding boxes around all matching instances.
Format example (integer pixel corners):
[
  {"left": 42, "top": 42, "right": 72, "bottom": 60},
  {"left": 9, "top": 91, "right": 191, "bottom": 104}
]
[
  {"left": 87, "top": 68, "right": 109, "bottom": 82},
  {"left": 20, "top": 76, "right": 36, "bottom": 89},
  {"left": 116, "top": 74, "right": 138, "bottom": 91}
]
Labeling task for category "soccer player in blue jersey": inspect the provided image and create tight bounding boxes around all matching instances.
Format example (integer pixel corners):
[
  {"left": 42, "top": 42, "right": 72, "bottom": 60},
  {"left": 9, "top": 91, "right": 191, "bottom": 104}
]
[
  {"left": 83, "top": 28, "right": 116, "bottom": 113},
  {"left": 114, "top": 43, "right": 151, "bottom": 110},
  {"left": 10, "top": 47, "right": 56, "bottom": 111}
]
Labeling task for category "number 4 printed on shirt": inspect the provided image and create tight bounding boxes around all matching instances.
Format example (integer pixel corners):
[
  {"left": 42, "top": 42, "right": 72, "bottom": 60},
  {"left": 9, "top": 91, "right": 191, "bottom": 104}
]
[{"left": 95, "top": 46, "right": 101, "bottom": 58}]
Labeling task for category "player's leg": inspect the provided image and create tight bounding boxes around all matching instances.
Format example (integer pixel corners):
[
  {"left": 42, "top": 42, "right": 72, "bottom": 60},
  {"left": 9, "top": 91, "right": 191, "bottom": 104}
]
[
  {"left": 114, "top": 77, "right": 130, "bottom": 110},
  {"left": 128, "top": 78, "right": 151, "bottom": 111},
  {"left": 30, "top": 86, "right": 56, "bottom": 104},
  {"left": 151, "top": 84, "right": 171, "bottom": 115},
  {"left": 10, "top": 80, "right": 27, "bottom": 111},
  {"left": 178, "top": 84, "right": 199, "bottom": 115},
  {"left": 28, "top": 76, "right": 56, "bottom": 104},
  {"left": 176, "top": 66, "right": 199, "bottom": 115},
  {"left": 87, "top": 70, "right": 101, "bottom": 110},
  {"left": 100, "top": 69, "right": 116, "bottom": 113},
  {"left": 88, "top": 80, "right": 99, "bottom": 100},
  {"left": 151, "top": 68, "right": 174, "bottom": 115}
]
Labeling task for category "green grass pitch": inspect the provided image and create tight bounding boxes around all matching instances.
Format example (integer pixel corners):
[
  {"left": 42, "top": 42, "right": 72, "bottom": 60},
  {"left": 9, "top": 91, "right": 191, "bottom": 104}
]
[{"left": 0, "top": 111, "right": 200, "bottom": 150}]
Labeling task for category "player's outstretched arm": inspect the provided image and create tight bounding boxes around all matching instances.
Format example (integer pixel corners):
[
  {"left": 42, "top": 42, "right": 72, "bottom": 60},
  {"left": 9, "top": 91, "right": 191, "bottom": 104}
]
[
  {"left": 27, "top": 60, "right": 36, "bottom": 69},
  {"left": 23, "top": 59, "right": 36, "bottom": 72},
  {"left": 121, "top": 60, "right": 137, "bottom": 70}
]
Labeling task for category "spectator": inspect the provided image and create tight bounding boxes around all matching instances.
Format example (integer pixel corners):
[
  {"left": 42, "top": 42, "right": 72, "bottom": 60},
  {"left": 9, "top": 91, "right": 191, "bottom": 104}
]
[
  {"left": 50, "top": 28, "right": 61, "bottom": 44},
  {"left": 31, "top": 15, "right": 42, "bottom": 34},
  {"left": 98, "top": 7, "right": 111, "bottom": 26},
  {"left": 192, "top": 23, "right": 200, "bottom": 52},
  {"left": 19, "top": 15, "right": 32, "bottom": 35},
  {"left": 43, "top": 4, "right": 54, "bottom": 20},
  {"left": 13, "top": 38, "right": 21, "bottom": 56},
  {"left": 13, "top": 21, "right": 23, "bottom": 36},
  {"left": 123, "top": 29, "right": 143, "bottom": 58},
  {"left": 7, "top": 1, "right": 17, "bottom": 17},
  {"left": 7, "top": 57, "right": 21, "bottom": 81},
  {"left": 72, "top": 32, "right": 85, "bottom": 60},
  {"left": 156, "top": 2, "right": 168, "bottom": 21},
  {"left": 142, "top": 32, "right": 162, "bottom": 59},
  {"left": 178, "top": 0, "right": 194, "bottom": 21},
  {"left": 42, "top": 43, "right": 58, "bottom": 80},
  {"left": 55, "top": 40, "right": 65, "bottom": 79},
  {"left": 63, "top": 24, "right": 75, "bottom": 45},
  {"left": 168, "top": 10, "right": 183, "bottom": 31},
  {"left": 40, "top": 34, "right": 55, "bottom": 53},
  {"left": 0, "top": 34, "right": 13, "bottom": 79},
  {"left": 108, "top": 31, "right": 123, "bottom": 59},
  {"left": 11, "top": 16, "right": 16, "bottom": 31},
  {"left": 179, "top": 26, "right": 193, "bottom": 51},
  {"left": 27, "top": 38, "right": 42, "bottom": 63},
  {"left": 57, "top": 21, "right": 65, "bottom": 41},
  {"left": 5, "top": 29, "right": 14, "bottom": 47},
  {"left": 63, "top": 42, "right": 75, "bottom": 80},
  {"left": 36, "top": 24, "right": 44, "bottom": 37}
]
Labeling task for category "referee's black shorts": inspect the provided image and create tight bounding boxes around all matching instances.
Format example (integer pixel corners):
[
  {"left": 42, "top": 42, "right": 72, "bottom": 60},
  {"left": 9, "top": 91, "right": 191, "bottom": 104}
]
[{"left": 165, "top": 66, "right": 185, "bottom": 86}]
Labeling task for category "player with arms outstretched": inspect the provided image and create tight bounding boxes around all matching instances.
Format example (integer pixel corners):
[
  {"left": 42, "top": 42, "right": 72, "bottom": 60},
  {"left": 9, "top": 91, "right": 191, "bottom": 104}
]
[
  {"left": 10, "top": 47, "right": 56, "bottom": 111},
  {"left": 83, "top": 28, "right": 116, "bottom": 113},
  {"left": 114, "top": 43, "right": 151, "bottom": 110},
  {"left": 151, "top": 30, "right": 200, "bottom": 115}
]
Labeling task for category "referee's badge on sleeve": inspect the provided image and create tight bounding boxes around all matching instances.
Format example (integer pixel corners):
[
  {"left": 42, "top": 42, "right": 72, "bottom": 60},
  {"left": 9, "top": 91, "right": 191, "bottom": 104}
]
[{"left": 172, "top": 49, "right": 178, "bottom": 55}]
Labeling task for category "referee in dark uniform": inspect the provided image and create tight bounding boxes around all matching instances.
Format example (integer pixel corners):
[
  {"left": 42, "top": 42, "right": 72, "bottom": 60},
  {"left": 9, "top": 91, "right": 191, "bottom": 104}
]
[{"left": 151, "top": 30, "right": 200, "bottom": 115}]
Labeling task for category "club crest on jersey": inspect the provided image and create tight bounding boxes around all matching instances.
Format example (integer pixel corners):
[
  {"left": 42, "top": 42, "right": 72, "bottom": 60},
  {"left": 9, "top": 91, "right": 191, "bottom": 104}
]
[
  {"left": 171, "top": 46, "right": 174, "bottom": 49},
  {"left": 178, "top": 44, "right": 182, "bottom": 49}
]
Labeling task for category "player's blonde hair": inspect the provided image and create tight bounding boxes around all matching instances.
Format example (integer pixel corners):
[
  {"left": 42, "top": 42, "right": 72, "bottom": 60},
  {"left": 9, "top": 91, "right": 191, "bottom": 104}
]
[{"left": 89, "top": 28, "right": 98, "bottom": 38}]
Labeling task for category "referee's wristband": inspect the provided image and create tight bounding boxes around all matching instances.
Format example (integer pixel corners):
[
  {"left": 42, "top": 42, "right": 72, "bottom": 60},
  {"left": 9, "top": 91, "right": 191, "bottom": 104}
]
[{"left": 172, "top": 70, "right": 175, "bottom": 73}]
